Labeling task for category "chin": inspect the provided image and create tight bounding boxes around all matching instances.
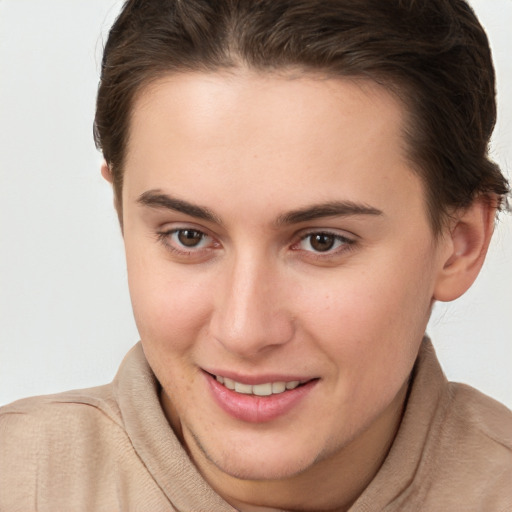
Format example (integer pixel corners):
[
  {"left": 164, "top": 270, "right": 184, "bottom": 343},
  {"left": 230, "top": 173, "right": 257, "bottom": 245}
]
[
  {"left": 194, "top": 430, "right": 317, "bottom": 481},
  {"left": 214, "top": 454, "right": 313, "bottom": 481}
]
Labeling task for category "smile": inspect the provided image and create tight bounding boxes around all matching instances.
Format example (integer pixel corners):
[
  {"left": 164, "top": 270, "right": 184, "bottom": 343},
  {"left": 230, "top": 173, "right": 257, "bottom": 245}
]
[
  {"left": 214, "top": 375, "right": 302, "bottom": 396},
  {"left": 207, "top": 372, "right": 318, "bottom": 423}
]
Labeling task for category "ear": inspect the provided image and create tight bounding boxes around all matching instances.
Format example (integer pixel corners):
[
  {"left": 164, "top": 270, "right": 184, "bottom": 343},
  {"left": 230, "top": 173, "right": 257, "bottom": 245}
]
[
  {"left": 101, "top": 160, "right": 124, "bottom": 232},
  {"left": 101, "top": 160, "right": 113, "bottom": 184},
  {"left": 433, "top": 196, "right": 496, "bottom": 302}
]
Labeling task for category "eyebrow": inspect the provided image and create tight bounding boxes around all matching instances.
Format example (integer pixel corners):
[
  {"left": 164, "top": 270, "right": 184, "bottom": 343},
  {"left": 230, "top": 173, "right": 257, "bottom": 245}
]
[
  {"left": 275, "top": 201, "right": 383, "bottom": 225},
  {"left": 137, "top": 190, "right": 222, "bottom": 224},
  {"left": 137, "top": 190, "right": 383, "bottom": 226}
]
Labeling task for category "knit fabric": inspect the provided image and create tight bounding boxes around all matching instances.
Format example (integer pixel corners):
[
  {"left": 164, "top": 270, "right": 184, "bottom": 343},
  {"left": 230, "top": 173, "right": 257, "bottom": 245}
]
[{"left": 1, "top": 340, "right": 511, "bottom": 511}]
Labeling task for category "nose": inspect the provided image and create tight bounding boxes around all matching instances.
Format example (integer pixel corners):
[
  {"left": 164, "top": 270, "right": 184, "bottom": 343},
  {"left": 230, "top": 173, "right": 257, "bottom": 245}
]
[{"left": 209, "top": 252, "right": 295, "bottom": 358}]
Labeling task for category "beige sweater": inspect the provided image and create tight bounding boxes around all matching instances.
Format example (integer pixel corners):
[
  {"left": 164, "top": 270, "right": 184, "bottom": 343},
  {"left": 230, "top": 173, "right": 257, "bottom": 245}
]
[{"left": 1, "top": 340, "right": 511, "bottom": 511}]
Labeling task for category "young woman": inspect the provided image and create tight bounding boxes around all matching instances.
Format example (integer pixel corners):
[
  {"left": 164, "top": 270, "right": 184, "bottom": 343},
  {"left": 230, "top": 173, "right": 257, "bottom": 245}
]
[{"left": 1, "top": 1, "right": 511, "bottom": 510}]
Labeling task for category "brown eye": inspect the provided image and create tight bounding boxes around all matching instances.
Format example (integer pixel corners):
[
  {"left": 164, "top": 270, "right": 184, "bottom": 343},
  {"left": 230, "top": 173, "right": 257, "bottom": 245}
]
[
  {"left": 309, "top": 233, "right": 336, "bottom": 252},
  {"left": 296, "top": 231, "right": 354, "bottom": 255},
  {"left": 177, "top": 229, "right": 204, "bottom": 247}
]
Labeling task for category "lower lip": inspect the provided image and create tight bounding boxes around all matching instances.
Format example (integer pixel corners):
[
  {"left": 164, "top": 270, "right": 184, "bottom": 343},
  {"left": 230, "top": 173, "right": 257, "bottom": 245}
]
[{"left": 206, "top": 374, "right": 317, "bottom": 423}]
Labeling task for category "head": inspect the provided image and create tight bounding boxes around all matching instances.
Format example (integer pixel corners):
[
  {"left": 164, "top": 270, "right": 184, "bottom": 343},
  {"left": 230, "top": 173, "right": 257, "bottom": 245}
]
[
  {"left": 93, "top": 0, "right": 509, "bottom": 505},
  {"left": 95, "top": 0, "right": 508, "bottom": 233}
]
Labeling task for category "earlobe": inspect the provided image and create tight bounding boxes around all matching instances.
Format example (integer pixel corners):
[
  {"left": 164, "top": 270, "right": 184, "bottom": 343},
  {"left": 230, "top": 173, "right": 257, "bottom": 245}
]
[
  {"left": 433, "top": 197, "right": 496, "bottom": 302},
  {"left": 101, "top": 160, "right": 113, "bottom": 183},
  {"left": 100, "top": 159, "right": 124, "bottom": 232}
]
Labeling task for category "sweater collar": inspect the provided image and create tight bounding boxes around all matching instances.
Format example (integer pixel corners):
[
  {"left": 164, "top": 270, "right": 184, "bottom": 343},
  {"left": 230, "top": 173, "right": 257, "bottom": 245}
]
[{"left": 114, "top": 338, "right": 448, "bottom": 511}]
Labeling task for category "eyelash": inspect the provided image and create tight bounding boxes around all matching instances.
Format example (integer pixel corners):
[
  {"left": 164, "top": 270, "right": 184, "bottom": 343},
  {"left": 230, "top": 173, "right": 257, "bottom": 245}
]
[
  {"left": 156, "top": 228, "right": 215, "bottom": 256},
  {"left": 155, "top": 228, "right": 356, "bottom": 259},
  {"left": 294, "top": 231, "right": 356, "bottom": 258}
]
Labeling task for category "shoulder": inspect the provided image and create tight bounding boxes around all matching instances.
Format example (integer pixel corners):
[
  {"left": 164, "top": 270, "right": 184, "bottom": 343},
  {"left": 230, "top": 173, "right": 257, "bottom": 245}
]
[
  {"left": 0, "top": 383, "right": 124, "bottom": 438},
  {"left": 425, "top": 382, "right": 512, "bottom": 509},
  {"left": 0, "top": 382, "right": 126, "bottom": 457},
  {"left": 446, "top": 382, "right": 512, "bottom": 456},
  {"left": 0, "top": 385, "right": 128, "bottom": 510}
]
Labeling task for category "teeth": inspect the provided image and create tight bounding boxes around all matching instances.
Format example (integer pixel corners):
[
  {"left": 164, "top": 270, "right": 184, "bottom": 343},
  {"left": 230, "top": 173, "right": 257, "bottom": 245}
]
[
  {"left": 215, "top": 376, "right": 304, "bottom": 396},
  {"left": 224, "top": 377, "right": 235, "bottom": 390},
  {"left": 253, "top": 383, "right": 272, "bottom": 396},
  {"left": 234, "top": 382, "right": 253, "bottom": 394},
  {"left": 272, "top": 382, "right": 286, "bottom": 394}
]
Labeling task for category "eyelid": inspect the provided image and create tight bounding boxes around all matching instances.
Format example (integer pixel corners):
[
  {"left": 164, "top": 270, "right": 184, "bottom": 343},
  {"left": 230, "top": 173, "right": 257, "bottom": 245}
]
[
  {"left": 297, "top": 227, "right": 356, "bottom": 243},
  {"left": 156, "top": 224, "right": 220, "bottom": 256},
  {"left": 292, "top": 228, "right": 357, "bottom": 257},
  {"left": 155, "top": 223, "right": 357, "bottom": 261}
]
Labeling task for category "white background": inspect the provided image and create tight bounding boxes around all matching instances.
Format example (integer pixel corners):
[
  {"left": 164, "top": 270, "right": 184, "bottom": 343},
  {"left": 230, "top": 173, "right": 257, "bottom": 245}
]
[{"left": 0, "top": 0, "right": 510, "bottom": 407}]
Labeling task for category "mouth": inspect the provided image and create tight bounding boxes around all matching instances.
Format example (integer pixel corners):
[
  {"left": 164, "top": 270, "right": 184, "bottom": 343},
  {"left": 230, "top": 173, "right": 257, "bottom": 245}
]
[
  {"left": 211, "top": 374, "right": 308, "bottom": 396},
  {"left": 205, "top": 371, "right": 318, "bottom": 423}
]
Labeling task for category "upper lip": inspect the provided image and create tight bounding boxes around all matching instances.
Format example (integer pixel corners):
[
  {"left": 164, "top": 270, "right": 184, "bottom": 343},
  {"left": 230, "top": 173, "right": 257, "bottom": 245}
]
[{"left": 203, "top": 369, "right": 316, "bottom": 385}]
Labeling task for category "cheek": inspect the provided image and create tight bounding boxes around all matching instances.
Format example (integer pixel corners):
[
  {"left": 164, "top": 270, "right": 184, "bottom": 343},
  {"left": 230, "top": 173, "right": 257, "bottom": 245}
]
[
  {"left": 297, "top": 249, "right": 435, "bottom": 374},
  {"left": 126, "top": 248, "right": 213, "bottom": 353}
]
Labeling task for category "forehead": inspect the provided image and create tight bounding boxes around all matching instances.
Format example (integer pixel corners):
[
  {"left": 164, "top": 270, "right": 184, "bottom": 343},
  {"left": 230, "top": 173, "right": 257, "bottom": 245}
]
[
  {"left": 130, "top": 70, "right": 406, "bottom": 152},
  {"left": 124, "top": 70, "right": 425, "bottom": 226}
]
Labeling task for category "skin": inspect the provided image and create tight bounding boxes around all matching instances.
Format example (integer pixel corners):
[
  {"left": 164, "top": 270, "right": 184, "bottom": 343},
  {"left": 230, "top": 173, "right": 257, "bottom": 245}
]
[{"left": 105, "top": 70, "right": 494, "bottom": 511}]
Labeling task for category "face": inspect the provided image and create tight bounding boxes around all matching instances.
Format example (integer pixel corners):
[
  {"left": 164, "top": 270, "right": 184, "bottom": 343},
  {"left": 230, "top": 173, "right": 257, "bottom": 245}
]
[{"left": 121, "top": 71, "right": 450, "bottom": 484}]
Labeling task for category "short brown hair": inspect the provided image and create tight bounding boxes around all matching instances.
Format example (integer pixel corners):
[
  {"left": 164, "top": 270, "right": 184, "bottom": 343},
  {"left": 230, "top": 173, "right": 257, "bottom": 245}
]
[{"left": 94, "top": 0, "right": 509, "bottom": 233}]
